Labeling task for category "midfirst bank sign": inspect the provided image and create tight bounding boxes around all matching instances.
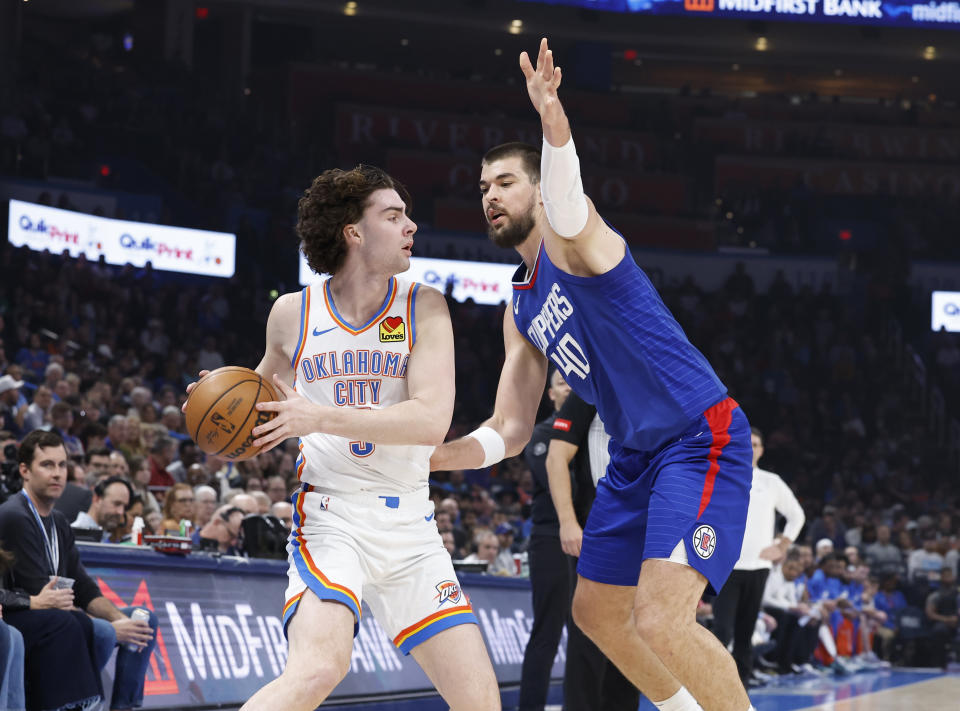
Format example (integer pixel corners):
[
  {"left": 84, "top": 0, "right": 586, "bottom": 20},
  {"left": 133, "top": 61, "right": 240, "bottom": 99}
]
[
  {"left": 81, "top": 548, "right": 561, "bottom": 708},
  {"left": 522, "top": 0, "right": 960, "bottom": 29}
]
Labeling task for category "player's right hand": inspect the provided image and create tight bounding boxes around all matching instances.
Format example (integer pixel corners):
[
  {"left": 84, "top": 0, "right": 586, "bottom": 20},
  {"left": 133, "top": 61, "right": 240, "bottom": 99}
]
[
  {"left": 30, "top": 578, "right": 75, "bottom": 610},
  {"left": 520, "top": 38, "right": 563, "bottom": 121},
  {"left": 182, "top": 370, "right": 211, "bottom": 412},
  {"left": 559, "top": 519, "right": 583, "bottom": 557}
]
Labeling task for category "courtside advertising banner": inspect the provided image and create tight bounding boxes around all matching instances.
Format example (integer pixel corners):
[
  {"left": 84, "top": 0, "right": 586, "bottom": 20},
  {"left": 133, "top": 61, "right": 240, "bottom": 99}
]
[
  {"left": 931, "top": 291, "right": 960, "bottom": 332},
  {"left": 81, "top": 546, "right": 561, "bottom": 709},
  {"left": 300, "top": 253, "right": 515, "bottom": 306},
  {"left": 7, "top": 199, "right": 236, "bottom": 278},
  {"left": 522, "top": 0, "right": 960, "bottom": 30}
]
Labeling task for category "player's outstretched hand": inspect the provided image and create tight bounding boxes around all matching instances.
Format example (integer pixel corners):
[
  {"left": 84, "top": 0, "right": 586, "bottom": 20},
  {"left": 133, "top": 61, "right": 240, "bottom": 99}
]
[
  {"left": 250, "top": 374, "right": 316, "bottom": 453},
  {"left": 181, "top": 370, "right": 211, "bottom": 412},
  {"left": 519, "top": 37, "right": 563, "bottom": 121}
]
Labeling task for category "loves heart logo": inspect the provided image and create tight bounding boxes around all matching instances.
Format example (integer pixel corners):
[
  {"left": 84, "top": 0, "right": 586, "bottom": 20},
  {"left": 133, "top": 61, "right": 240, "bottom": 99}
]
[
  {"left": 382, "top": 317, "right": 403, "bottom": 333},
  {"left": 379, "top": 316, "right": 406, "bottom": 342}
]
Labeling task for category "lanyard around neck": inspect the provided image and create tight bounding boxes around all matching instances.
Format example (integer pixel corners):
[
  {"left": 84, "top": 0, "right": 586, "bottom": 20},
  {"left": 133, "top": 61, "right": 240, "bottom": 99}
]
[{"left": 21, "top": 491, "right": 59, "bottom": 575}]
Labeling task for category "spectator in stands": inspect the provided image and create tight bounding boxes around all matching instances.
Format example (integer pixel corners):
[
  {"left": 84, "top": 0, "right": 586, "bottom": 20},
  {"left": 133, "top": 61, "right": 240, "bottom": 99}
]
[
  {"left": 13, "top": 334, "right": 48, "bottom": 380},
  {"left": 194, "top": 505, "right": 244, "bottom": 554},
  {"left": 909, "top": 530, "right": 945, "bottom": 584},
  {"left": 129, "top": 455, "right": 161, "bottom": 517},
  {"left": 441, "top": 531, "right": 457, "bottom": 557},
  {"left": 794, "top": 544, "right": 815, "bottom": 583},
  {"left": 196, "top": 336, "right": 224, "bottom": 373},
  {"left": 844, "top": 546, "right": 871, "bottom": 583},
  {"left": 251, "top": 491, "right": 271, "bottom": 515},
  {"left": 808, "top": 505, "right": 847, "bottom": 551},
  {"left": 85, "top": 447, "right": 113, "bottom": 484},
  {"left": 104, "top": 415, "right": 127, "bottom": 451},
  {"left": 165, "top": 440, "right": 201, "bottom": 483},
  {"left": 108, "top": 449, "right": 130, "bottom": 478},
  {"left": 50, "top": 401, "right": 83, "bottom": 460},
  {"left": 227, "top": 492, "right": 258, "bottom": 515},
  {"left": 140, "top": 319, "right": 170, "bottom": 358},
  {"left": 924, "top": 566, "right": 959, "bottom": 667},
  {"left": 22, "top": 384, "right": 52, "bottom": 431},
  {"left": 761, "top": 550, "right": 819, "bottom": 674},
  {"left": 147, "top": 437, "right": 177, "bottom": 488},
  {"left": 265, "top": 474, "right": 288, "bottom": 504},
  {"left": 0, "top": 429, "right": 157, "bottom": 711},
  {"left": 186, "top": 463, "right": 211, "bottom": 488},
  {"left": 0, "top": 375, "right": 26, "bottom": 438},
  {"left": 815, "top": 538, "right": 834, "bottom": 562},
  {"left": 462, "top": 530, "right": 511, "bottom": 574},
  {"left": 270, "top": 501, "right": 293, "bottom": 530},
  {"left": 160, "top": 406, "right": 189, "bottom": 441},
  {"left": 493, "top": 524, "right": 517, "bottom": 574},
  {"left": 0, "top": 541, "right": 100, "bottom": 711},
  {"left": 121, "top": 416, "right": 145, "bottom": 458},
  {"left": 160, "top": 483, "right": 194, "bottom": 535},
  {"left": 865, "top": 525, "right": 904, "bottom": 576},
  {"left": 194, "top": 485, "right": 219, "bottom": 529},
  {"left": 144, "top": 510, "right": 162, "bottom": 536},
  {"left": 42, "top": 363, "right": 63, "bottom": 395},
  {"left": 72, "top": 476, "right": 133, "bottom": 543},
  {"left": 872, "top": 573, "right": 906, "bottom": 661},
  {"left": 119, "top": 494, "right": 145, "bottom": 542}
]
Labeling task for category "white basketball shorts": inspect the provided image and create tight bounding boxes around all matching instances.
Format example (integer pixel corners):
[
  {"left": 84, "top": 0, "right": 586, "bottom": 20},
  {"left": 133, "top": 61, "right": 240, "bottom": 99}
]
[{"left": 282, "top": 483, "right": 477, "bottom": 654}]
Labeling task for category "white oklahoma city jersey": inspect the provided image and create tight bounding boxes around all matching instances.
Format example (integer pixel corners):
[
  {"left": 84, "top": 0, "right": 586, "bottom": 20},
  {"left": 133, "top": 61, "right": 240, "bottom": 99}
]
[{"left": 291, "top": 275, "right": 431, "bottom": 494}]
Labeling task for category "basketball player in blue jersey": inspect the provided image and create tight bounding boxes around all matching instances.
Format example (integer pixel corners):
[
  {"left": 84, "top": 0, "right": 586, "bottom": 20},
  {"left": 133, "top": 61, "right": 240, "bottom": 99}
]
[
  {"left": 430, "top": 39, "right": 755, "bottom": 711},
  {"left": 187, "top": 166, "right": 500, "bottom": 711}
]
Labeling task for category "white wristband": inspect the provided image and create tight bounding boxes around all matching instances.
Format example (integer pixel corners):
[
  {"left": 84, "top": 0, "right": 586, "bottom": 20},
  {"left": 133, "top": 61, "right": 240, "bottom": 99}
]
[
  {"left": 540, "top": 136, "right": 588, "bottom": 238},
  {"left": 467, "top": 426, "right": 506, "bottom": 468}
]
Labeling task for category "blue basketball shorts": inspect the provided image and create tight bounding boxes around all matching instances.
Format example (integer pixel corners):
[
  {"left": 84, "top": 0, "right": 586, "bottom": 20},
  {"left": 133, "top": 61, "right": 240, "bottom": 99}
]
[{"left": 578, "top": 397, "right": 752, "bottom": 594}]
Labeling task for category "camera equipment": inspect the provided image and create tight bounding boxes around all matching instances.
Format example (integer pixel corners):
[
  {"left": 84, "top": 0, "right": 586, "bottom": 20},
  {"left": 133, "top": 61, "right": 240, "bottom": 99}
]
[
  {"left": 239, "top": 514, "right": 289, "bottom": 559},
  {"left": 0, "top": 443, "right": 22, "bottom": 504}
]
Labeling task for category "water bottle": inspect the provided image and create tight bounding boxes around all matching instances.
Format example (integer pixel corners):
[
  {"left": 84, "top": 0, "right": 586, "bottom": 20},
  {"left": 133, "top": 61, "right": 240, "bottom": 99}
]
[
  {"left": 126, "top": 608, "right": 151, "bottom": 652},
  {"left": 131, "top": 516, "right": 144, "bottom": 546}
]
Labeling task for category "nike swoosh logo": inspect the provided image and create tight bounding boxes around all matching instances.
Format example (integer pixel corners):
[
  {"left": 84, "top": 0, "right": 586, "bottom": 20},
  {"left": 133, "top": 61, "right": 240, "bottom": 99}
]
[
  {"left": 424, "top": 513, "right": 435, "bottom": 522},
  {"left": 313, "top": 326, "right": 337, "bottom": 337},
  {"left": 513, "top": 295, "right": 520, "bottom": 314}
]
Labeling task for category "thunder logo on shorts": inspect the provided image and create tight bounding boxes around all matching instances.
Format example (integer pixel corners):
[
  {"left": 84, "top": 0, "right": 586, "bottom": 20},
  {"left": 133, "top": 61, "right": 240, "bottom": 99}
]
[{"left": 434, "top": 580, "right": 462, "bottom": 607}]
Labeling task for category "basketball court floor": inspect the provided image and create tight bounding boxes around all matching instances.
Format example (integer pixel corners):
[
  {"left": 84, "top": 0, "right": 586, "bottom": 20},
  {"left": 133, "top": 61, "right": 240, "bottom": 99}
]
[{"left": 631, "top": 668, "right": 960, "bottom": 711}]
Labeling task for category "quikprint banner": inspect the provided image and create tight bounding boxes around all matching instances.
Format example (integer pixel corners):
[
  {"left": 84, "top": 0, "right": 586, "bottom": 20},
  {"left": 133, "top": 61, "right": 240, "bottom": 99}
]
[{"left": 7, "top": 199, "right": 236, "bottom": 278}]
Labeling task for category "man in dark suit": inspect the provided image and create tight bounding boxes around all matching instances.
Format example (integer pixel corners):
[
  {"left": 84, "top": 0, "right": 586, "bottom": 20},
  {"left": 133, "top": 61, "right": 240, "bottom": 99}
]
[{"left": 0, "top": 429, "right": 157, "bottom": 711}]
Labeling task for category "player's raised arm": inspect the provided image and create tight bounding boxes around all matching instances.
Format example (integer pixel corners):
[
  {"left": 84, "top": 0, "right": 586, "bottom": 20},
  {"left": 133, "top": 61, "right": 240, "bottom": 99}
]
[
  {"left": 431, "top": 308, "right": 548, "bottom": 471},
  {"left": 251, "top": 286, "right": 455, "bottom": 452},
  {"left": 520, "top": 37, "right": 599, "bottom": 244}
]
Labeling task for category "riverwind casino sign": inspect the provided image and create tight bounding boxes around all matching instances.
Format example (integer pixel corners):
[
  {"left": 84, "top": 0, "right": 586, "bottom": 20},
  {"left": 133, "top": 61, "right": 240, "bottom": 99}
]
[{"left": 522, "top": 0, "right": 960, "bottom": 30}]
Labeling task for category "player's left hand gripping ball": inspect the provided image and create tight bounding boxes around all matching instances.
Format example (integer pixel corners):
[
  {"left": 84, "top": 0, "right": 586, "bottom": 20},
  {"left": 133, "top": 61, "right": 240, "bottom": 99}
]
[{"left": 251, "top": 374, "right": 318, "bottom": 452}]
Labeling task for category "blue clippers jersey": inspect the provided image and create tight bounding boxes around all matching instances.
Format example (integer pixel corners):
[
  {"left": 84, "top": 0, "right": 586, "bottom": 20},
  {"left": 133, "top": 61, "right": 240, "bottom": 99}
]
[{"left": 512, "top": 239, "right": 726, "bottom": 452}]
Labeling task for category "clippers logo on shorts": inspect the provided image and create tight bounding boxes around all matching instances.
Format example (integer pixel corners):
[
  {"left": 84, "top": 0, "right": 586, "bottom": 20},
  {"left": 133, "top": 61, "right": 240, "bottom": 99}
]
[
  {"left": 379, "top": 316, "right": 405, "bottom": 343},
  {"left": 434, "top": 580, "right": 462, "bottom": 607},
  {"left": 318, "top": 495, "right": 331, "bottom": 511},
  {"left": 692, "top": 525, "right": 717, "bottom": 559},
  {"left": 553, "top": 418, "right": 572, "bottom": 432}
]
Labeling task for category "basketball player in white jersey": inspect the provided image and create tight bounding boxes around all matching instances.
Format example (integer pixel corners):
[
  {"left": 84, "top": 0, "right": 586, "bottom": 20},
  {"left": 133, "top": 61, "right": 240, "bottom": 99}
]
[{"left": 203, "top": 166, "right": 500, "bottom": 711}]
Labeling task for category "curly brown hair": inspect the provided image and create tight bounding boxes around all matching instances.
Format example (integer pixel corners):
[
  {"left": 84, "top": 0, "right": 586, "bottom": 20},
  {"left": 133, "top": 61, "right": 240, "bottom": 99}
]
[{"left": 297, "top": 165, "right": 412, "bottom": 276}]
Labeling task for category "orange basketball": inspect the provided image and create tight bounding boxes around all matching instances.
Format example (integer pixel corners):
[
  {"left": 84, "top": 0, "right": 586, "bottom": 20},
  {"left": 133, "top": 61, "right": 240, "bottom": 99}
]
[{"left": 184, "top": 366, "right": 279, "bottom": 461}]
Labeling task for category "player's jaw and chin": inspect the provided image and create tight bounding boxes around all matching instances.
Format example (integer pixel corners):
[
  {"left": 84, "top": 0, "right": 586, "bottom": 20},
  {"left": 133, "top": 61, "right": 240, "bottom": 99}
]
[{"left": 486, "top": 197, "right": 537, "bottom": 249}]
